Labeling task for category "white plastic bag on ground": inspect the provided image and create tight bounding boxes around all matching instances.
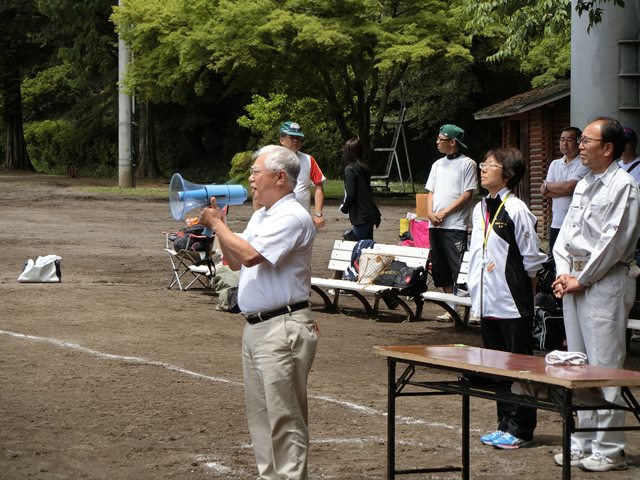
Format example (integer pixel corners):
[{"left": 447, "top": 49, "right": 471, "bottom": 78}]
[{"left": 18, "top": 255, "right": 62, "bottom": 283}]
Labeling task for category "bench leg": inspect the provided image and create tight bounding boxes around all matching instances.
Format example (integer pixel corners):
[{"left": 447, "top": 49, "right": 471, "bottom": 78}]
[
  {"left": 415, "top": 297, "right": 424, "bottom": 319},
  {"left": 427, "top": 300, "right": 465, "bottom": 327},
  {"left": 394, "top": 295, "right": 416, "bottom": 322},
  {"left": 311, "top": 286, "right": 338, "bottom": 312},
  {"left": 310, "top": 286, "right": 374, "bottom": 315},
  {"left": 349, "top": 291, "right": 374, "bottom": 315},
  {"left": 374, "top": 293, "right": 418, "bottom": 323}
]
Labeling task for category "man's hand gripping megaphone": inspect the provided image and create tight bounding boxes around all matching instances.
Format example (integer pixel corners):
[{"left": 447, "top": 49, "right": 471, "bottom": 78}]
[{"left": 199, "top": 197, "right": 228, "bottom": 234}]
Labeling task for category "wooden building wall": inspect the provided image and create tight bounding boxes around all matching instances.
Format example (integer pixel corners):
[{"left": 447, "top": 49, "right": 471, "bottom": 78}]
[{"left": 499, "top": 97, "right": 571, "bottom": 241}]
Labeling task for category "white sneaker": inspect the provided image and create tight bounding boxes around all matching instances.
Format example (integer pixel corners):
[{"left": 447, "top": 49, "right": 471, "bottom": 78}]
[
  {"left": 455, "top": 288, "right": 470, "bottom": 297},
  {"left": 468, "top": 314, "right": 481, "bottom": 325},
  {"left": 553, "top": 450, "right": 586, "bottom": 467},
  {"left": 436, "top": 312, "right": 453, "bottom": 322},
  {"left": 579, "top": 452, "right": 627, "bottom": 472}
]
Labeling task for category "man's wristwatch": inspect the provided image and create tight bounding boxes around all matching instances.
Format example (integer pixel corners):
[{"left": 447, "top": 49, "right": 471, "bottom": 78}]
[{"left": 314, "top": 212, "right": 323, "bottom": 217}]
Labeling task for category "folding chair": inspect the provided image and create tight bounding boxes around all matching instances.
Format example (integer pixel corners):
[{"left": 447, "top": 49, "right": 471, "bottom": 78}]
[{"left": 164, "top": 232, "right": 221, "bottom": 291}]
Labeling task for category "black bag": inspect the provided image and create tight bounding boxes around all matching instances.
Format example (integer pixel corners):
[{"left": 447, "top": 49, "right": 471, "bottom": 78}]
[
  {"left": 374, "top": 260, "right": 428, "bottom": 295},
  {"left": 536, "top": 259, "right": 557, "bottom": 295},
  {"left": 532, "top": 292, "right": 566, "bottom": 351},
  {"left": 171, "top": 225, "right": 208, "bottom": 252}
]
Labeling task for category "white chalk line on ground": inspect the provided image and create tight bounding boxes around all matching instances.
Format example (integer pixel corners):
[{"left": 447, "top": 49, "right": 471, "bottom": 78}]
[
  {"left": 193, "top": 454, "right": 245, "bottom": 476},
  {"left": 0, "top": 329, "right": 242, "bottom": 386},
  {"left": 0, "top": 328, "right": 462, "bottom": 430},
  {"left": 1, "top": 328, "right": 480, "bottom": 477}
]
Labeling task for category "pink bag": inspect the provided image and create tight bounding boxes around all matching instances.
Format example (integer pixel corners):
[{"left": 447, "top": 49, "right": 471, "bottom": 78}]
[{"left": 409, "top": 219, "right": 430, "bottom": 248}]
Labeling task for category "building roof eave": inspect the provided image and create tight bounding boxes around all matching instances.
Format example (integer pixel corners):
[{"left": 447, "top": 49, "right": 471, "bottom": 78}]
[{"left": 473, "top": 80, "right": 570, "bottom": 120}]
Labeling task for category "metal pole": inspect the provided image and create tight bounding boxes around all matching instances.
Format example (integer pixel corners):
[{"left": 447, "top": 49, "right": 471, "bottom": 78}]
[
  {"left": 118, "top": 0, "right": 133, "bottom": 188},
  {"left": 387, "top": 358, "right": 396, "bottom": 480}
]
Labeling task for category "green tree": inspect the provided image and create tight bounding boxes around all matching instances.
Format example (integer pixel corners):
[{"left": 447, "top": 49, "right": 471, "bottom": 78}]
[
  {"left": 0, "top": 0, "right": 47, "bottom": 170},
  {"left": 28, "top": 0, "right": 119, "bottom": 176},
  {"left": 112, "top": 0, "right": 254, "bottom": 178},
  {"left": 113, "top": 0, "right": 473, "bottom": 168},
  {"left": 465, "top": 0, "right": 625, "bottom": 87},
  {"left": 575, "top": 0, "right": 626, "bottom": 31}
]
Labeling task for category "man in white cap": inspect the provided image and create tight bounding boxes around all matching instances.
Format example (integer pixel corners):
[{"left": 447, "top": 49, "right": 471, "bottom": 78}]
[
  {"left": 424, "top": 123, "right": 478, "bottom": 321},
  {"left": 279, "top": 121, "right": 326, "bottom": 228}
]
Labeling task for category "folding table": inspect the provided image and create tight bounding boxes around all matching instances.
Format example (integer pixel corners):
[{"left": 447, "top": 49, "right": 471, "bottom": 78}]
[{"left": 373, "top": 344, "right": 640, "bottom": 480}]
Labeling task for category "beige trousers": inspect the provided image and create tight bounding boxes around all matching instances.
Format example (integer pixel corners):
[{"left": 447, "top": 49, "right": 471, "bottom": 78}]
[{"left": 242, "top": 308, "right": 317, "bottom": 480}]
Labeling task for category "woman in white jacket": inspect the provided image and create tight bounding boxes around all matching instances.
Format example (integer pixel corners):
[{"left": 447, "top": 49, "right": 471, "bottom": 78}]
[{"left": 467, "top": 147, "right": 547, "bottom": 450}]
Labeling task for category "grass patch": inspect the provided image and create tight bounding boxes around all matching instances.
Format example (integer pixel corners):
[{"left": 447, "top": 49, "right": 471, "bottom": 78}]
[
  {"left": 324, "top": 179, "right": 420, "bottom": 199},
  {"left": 79, "top": 179, "right": 420, "bottom": 201},
  {"left": 81, "top": 186, "right": 167, "bottom": 198}
]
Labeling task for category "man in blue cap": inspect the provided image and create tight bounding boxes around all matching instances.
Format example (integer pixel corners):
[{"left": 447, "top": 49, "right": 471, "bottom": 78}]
[
  {"left": 279, "top": 121, "right": 326, "bottom": 228},
  {"left": 424, "top": 124, "right": 478, "bottom": 321}
]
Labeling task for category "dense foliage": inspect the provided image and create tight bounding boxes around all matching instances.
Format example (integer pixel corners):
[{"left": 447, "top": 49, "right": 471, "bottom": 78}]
[{"left": 0, "top": 0, "right": 627, "bottom": 183}]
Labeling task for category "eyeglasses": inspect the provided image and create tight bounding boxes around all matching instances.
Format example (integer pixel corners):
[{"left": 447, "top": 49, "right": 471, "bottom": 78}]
[
  {"left": 479, "top": 162, "right": 503, "bottom": 170},
  {"left": 577, "top": 136, "right": 603, "bottom": 145},
  {"left": 249, "top": 166, "right": 276, "bottom": 176},
  {"left": 558, "top": 137, "right": 577, "bottom": 144}
]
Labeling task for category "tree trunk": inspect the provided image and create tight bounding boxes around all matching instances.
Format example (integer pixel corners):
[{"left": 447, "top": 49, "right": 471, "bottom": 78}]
[
  {"left": 182, "top": 128, "right": 210, "bottom": 169},
  {"left": 136, "top": 101, "right": 161, "bottom": 178},
  {"left": 3, "top": 73, "right": 33, "bottom": 171}
]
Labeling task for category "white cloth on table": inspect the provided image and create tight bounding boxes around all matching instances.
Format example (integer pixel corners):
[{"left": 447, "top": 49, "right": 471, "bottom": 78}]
[{"left": 545, "top": 350, "right": 587, "bottom": 365}]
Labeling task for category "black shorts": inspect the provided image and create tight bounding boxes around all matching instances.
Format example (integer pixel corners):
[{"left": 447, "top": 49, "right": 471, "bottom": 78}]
[{"left": 428, "top": 228, "right": 467, "bottom": 288}]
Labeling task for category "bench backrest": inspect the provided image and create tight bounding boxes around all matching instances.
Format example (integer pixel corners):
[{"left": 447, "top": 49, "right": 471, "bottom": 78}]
[{"left": 326, "top": 239, "right": 430, "bottom": 273}]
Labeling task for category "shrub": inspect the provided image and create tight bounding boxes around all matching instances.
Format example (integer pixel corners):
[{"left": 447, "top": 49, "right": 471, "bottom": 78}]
[{"left": 24, "top": 119, "right": 76, "bottom": 174}]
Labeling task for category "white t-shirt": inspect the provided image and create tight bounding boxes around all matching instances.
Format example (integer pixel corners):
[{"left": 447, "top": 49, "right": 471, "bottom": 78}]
[
  {"left": 238, "top": 193, "right": 316, "bottom": 313},
  {"left": 618, "top": 156, "right": 640, "bottom": 185},
  {"left": 424, "top": 154, "right": 477, "bottom": 230},
  {"left": 546, "top": 155, "right": 590, "bottom": 229},
  {"left": 294, "top": 151, "right": 325, "bottom": 211}
]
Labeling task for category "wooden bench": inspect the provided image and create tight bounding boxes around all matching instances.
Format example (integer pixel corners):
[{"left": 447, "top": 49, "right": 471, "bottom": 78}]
[
  {"left": 421, "top": 251, "right": 472, "bottom": 327},
  {"left": 310, "top": 240, "right": 430, "bottom": 321}
]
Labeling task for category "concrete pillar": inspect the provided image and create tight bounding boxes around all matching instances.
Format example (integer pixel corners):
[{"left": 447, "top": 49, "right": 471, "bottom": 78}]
[
  {"left": 118, "top": 0, "right": 133, "bottom": 188},
  {"left": 571, "top": 0, "right": 640, "bottom": 133}
]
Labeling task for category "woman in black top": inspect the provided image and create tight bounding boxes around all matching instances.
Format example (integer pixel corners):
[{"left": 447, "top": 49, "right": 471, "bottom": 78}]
[{"left": 340, "top": 138, "right": 381, "bottom": 240}]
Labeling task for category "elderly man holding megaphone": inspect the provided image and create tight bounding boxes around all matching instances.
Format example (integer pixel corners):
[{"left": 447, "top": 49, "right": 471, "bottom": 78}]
[{"left": 200, "top": 144, "right": 318, "bottom": 480}]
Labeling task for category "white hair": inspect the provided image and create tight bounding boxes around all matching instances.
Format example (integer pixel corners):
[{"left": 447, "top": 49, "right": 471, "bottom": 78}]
[{"left": 254, "top": 145, "right": 299, "bottom": 189}]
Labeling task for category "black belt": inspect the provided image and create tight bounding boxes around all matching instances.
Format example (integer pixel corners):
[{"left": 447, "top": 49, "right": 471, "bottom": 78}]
[{"left": 244, "top": 301, "right": 309, "bottom": 324}]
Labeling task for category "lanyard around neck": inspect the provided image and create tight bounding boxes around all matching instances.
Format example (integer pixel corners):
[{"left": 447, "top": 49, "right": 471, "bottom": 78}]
[{"left": 482, "top": 192, "right": 511, "bottom": 252}]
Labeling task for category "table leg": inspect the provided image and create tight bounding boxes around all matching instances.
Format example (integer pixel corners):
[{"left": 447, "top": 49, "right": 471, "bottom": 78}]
[
  {"left": 387, "top": 358, "right": 396, "bottom": 480},
  {"left": 462, "top": 394, "right": 469, "bottom": 480},
  {"left": 561, "top": 389, "right": 573, "bottom": 480}
]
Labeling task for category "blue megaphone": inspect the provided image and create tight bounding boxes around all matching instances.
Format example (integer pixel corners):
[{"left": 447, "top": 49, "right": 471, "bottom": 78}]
[{"left": 169, "top": 173, "right": 248, "bottom": 235}]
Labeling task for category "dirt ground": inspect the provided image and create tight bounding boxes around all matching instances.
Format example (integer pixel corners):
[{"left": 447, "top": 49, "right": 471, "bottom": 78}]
[{"left": 1, "top": 170, "right": 640, "bottom": 480}]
